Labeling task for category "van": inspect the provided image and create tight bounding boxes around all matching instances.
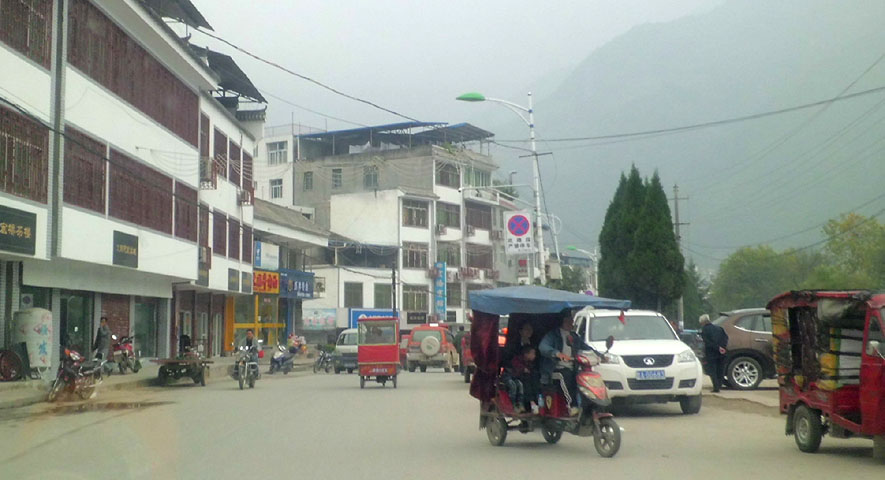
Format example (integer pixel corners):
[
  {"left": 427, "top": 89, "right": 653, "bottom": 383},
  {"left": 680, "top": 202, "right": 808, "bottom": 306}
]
[{"left": 332, "top": 328, "right": 358, "bottom": 374}]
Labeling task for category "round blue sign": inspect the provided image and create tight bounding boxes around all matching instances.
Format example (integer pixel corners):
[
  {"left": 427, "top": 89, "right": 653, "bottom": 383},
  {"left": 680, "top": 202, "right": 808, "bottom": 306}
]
[{"left": 508, "top": 215, "right": 530, "bottom": 237}]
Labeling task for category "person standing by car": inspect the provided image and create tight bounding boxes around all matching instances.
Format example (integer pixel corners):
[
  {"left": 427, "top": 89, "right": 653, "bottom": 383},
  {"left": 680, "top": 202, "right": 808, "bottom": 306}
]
[
  {"left": 700, "top": 314, "right": 729, "bottom": 392},
  {"left": 93, "top": 317, "right": 111, "bottom": 360},
  {"left": 540, "top": 310, "right": 590, "bottom": 415}
]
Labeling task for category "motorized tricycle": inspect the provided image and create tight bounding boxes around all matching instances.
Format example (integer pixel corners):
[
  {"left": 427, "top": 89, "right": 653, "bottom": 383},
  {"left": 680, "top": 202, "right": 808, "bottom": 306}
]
[
  {"left": 469, "top": 286, "right": 631, "bottom": 457},
  {"left": 357, "top": 316, "right": 399, "bottom": 389},
  {"left": 767, "top": 290, "right": 885, "bottom": 458},
  {"left": 153, "top": 335, "right": 211, "bottom": 386}
]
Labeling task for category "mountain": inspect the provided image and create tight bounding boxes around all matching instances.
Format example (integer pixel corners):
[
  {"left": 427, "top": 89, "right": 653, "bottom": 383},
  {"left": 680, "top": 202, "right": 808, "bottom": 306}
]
[{"left": 486, "top": 0, "right": 885, "bottom": 271}]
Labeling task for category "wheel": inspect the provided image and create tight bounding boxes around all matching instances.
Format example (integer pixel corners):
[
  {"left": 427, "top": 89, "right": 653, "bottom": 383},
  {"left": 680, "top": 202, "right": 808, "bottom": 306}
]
[
  {"left": 347, "top": 368, "right": 354, "bottom": 374},
  {"left": 324, "top": 364, "right": 332, "bottom": 374},
  {"left": 334, "top": 367, "right": 341, "bottom": 374},
  {"left": 727, "top": 356, "right": 763, "bottom": 390},
  {"left": 118, "top": 361, "right": 126, "bottom": 375},
  {"left": 360, "top": 376, "right": 366, "bottom": 389},
  {"left": 0, "top": 350, "right": 23, "bottom": 381},
  {"left": 47, "top": 377, "right": 65, "bottom": 402},
  {"left": 680, "top": 395, "right": 702, "bottom": 414},
  {"left": 159, "top": 367, "right": 173, "bottom": 385},
  {"left": 793, "top": 405, "right": 823, "bottom": 453},
  {"left": 78, "top": 383, "right": 96, "bottom": 400},
  {"left": 542, "top": 426, "right": 563, "bottom": 444},
  {"left": 464, "top": 369, "right": 472, "bottom": 384},
  {"left": 393, "top": 375, "right": 397, "bottom": 389},
  {"left": 594, "top": 417, "right": 621, "bottom": 458},
  {"left": 408, "top": 363, "right": 416, "bottom": 373},
  {"left": 420, "top": 365, "right": 427, "bottom": 373},
  {"left": 238, "top": 369, "right": 245, "bottom": 390},
  {"left": 198, "top": 368, "right": 206, "bottom": 386},
  {"left": 486, "top": 416, "right": 508, "bottom": 446},
  {"left": 132, "top": 359, "right": 141, "bottom": 373},
  {"left": 444, "top": 366, "right": 452, "bottom": 373},
  {"left": 248, "top": 375, "right": 255, "bottom": 389}
]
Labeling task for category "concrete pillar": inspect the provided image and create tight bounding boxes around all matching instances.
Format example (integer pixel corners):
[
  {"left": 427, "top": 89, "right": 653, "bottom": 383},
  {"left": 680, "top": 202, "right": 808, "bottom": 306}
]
[
  {"left": 50, "top": 288, "right": 61, "bottom": 377},
  {"left": 0, "top": 261, "right": 6, "bottom": 346},
  {"left": 874, "top": 435, "right": 885, "bottom": 460}
]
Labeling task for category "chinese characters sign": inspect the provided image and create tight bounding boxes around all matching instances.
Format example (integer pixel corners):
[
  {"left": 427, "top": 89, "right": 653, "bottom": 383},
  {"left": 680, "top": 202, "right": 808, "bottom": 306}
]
[
  {"left": 505, "top": 211, "right": 534, "bottom": 255},
  {"left": 433, "top": 261, "right": 447, "bottom": 318},
  {"left": 280, "top": 269, "right": 314, "bottom": 299},
  {"left": 0, "top": 205, "right": 37, "bottom": 256},
  {"left": 112, "top": 231, "right": 138, "bottom": 268},
  {"left": 228, "top": 268, "right": 240, "bottom": 292},
  {"left": 253, "top": 270, "right": 280, "bottom": 294}
]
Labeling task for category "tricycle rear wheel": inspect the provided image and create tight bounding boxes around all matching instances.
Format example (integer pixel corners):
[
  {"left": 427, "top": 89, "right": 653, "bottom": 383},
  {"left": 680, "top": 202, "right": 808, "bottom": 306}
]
[
  {"left": 487, "top": 416, "right": 507, "bottom": 446},
  {"left": 793, "top": 405, "right": 823, "bottom": 453},
  {"left": 360, "top": 376, "right": 365, "bottom": 389}
]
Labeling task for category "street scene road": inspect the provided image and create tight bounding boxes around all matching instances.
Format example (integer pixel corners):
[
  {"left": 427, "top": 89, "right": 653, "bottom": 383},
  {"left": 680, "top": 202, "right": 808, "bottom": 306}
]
[{"left": 1, "top": 372, "right": 881, "bottom": 480}]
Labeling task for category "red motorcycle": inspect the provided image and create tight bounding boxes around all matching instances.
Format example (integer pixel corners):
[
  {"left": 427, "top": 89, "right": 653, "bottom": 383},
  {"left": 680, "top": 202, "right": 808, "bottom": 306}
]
[
  {"left": 112, "top": 335, "right": 141, "bottom": 374},
  {"left": 47, "top": 348, "right": 105, "bottom": 401}
]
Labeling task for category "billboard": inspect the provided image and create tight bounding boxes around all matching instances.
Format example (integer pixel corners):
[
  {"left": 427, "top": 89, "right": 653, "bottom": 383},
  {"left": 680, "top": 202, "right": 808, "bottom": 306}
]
[{"left": 349, "top": 309, "right": 397, "bottom": 329}]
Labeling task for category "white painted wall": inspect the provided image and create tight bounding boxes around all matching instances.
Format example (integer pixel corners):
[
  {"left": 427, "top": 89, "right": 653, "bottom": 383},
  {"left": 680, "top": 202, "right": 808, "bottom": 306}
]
[
  {"left": 201, "top": 181, "right": 253, "bottom": 225},
  {"left": 0, "top": 195, "right": 49, "bottom": 261},
  {"left": 23, "top": 258, "right": 174, "bottom": 298},
  {"left": 208, "top": 255, "right": 252, "bottom": 292},
  {"left": 330, "top": 190, "right": 399, "bottom": 245},
  {"left": 0, "top": 47, "right": 52, "bottom": 122},
  {"left": 253, "top": 134, "right": 295, "bottom": 206}
]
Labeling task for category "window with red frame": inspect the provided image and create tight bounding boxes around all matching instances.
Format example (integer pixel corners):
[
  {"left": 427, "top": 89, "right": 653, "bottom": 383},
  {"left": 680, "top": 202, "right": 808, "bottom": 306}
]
[
  {"left": 0, "top": 0, "right": 52, "bottom": 68},
  {"left": 212, "top": 211, "right": 226, "bottom": 256},
  {"left": 241, "top": 225, "right": 252, "bottom": 264},
  {"left": 229, "top": 141, "right": 241, "bottom": 187},
  {"left": 64, "top": 127, "right": 106, "bottom": 213},
  {"left": 213, "top": 129, "right": 227, "bottom": 180},
  {"left": 228, "top": 218, "right": 240, "bottom": 260},
  {"left": 0, "top": 105, "right": 48, "bottom": 203},
  {"left": 108, "top": 149, "right": 173, "bottom": 234},
  {"left": 174, "top": 182, "right": 197, "bottom": 242}
]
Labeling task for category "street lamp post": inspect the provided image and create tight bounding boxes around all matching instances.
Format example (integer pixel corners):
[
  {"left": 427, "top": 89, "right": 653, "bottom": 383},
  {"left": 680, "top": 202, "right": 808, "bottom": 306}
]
[
  {"left": 456, "top": 92, "right": 546, "bottom": 285},
  {"left": 566, "top": 245, "right": 598, "bottom": 293}
]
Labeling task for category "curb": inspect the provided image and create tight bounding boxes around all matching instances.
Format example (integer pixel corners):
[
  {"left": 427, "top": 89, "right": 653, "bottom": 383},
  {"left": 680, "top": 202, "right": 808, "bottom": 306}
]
[{"left": 703, "top": 391, "right": 779, "bottom": 409}]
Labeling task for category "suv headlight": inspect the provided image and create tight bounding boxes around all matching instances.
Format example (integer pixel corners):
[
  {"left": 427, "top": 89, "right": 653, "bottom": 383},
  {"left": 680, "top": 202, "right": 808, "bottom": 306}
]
[
  {"left": 602, "top": 353, "right": 620, "bottom": 364},
  {"left": 677, "top": 350, "right": 697, "bottom": 363}
]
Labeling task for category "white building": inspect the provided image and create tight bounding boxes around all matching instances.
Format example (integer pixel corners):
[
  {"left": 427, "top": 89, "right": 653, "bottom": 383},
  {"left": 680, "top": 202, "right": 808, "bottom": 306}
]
[{"left": 0, "top": 0, "right": 262, "bottom": 368}]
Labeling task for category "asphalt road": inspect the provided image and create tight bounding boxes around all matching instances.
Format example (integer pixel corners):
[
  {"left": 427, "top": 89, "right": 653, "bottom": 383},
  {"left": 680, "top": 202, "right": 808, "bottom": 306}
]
[{"left": 0, "top": 370, "right": 882, "bottom": 479}]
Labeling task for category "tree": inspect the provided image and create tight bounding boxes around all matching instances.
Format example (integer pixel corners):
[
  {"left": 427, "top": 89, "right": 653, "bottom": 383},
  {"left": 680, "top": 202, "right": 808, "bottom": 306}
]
[
  {"left": 547, "top": 265, "right": 587, "bottom": 293},
  {"left": 681, "top": 262, "right": 713, "bottom": 329},
  {"left": 811, "top": 213, "right": 885, "bottom": 288},
  {"left": 710, "top": 246, "right": 819, "bottom": 311},
  {"left": 599, "top": 166, "right": 644, "bottom": 300}
]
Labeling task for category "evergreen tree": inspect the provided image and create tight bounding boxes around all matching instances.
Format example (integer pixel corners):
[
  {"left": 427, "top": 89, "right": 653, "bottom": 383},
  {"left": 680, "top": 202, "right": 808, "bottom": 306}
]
[{"left": 598, "top": 166, "right": 645, "bottom": 299}]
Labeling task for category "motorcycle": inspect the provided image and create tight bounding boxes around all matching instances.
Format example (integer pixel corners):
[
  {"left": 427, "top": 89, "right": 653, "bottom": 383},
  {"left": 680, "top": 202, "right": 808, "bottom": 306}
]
[
  {"left": 313, "top": 347, "right": 333, "bottom": 374},
  {"left": 112, "top": 334, "right": 141, "bottom": 374},
  {"left": 268, "top": 344, "right": 294, "bottom": 374},
  {"left": 47, "top": 348, "right": 107, "bottom": 401},
  {"left": 233, "top": 345, "right": 260, "bottom": 389}
]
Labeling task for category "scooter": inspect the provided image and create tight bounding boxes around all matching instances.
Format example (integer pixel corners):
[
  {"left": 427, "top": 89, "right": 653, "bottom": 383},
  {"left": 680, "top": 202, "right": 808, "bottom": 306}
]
[
  {"left": 47, "top": 348, "right": 107, "bottom": 401},
  {"left": 268, "top": 344, "right": 294, "bottom": 374},
  {"left": 112, "top": 335, "right": 142, "bottom": 374}
]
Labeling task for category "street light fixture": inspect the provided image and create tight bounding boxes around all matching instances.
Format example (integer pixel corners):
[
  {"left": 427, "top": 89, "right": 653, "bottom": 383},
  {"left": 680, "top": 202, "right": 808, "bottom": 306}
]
[
  {"left": 456, "top": 91, "right": 546, "bottom": 285},
  {"left": 566, "top": 245, "right": 599, "bottom": 293}
]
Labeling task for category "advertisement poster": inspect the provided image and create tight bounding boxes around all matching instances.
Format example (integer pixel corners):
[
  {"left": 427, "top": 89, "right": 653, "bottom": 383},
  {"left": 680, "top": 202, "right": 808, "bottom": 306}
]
[{"left": 303, "top": 308, "right": 337, "bottom": 330}]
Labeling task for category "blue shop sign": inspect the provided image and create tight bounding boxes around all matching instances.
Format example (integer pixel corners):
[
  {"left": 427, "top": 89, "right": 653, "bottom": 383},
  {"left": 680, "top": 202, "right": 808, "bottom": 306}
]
[{"left": 279, "top": 269, "right": 315, "bottom": 299}]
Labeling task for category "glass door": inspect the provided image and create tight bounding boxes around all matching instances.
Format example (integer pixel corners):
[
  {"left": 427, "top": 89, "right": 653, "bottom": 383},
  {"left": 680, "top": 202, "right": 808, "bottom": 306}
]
[
  {"left": 133, "top": 302, "right": 157, "bottom": 358},
  {"left": 59, "top": 291, "right": 93, "bottom": 356}
]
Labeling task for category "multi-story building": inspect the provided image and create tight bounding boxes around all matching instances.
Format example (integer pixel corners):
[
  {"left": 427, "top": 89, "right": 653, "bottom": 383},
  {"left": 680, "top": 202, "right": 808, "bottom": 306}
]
[
  {"left": 0, "top": 0, "right": 263, "bottom": 368},
  {"left": 254, "top": 122, "right": 519, "bottom": 330}
]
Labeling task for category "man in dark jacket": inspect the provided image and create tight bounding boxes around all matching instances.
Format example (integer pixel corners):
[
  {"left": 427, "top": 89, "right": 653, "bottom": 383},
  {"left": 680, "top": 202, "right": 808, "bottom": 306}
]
[
  {"left": 93, "top": 317, "right": 112, "bottom": 360},
  {"left": 539, "top": 310, "right": 591, "bottom": 415},
  {"left": 700, "top": 314, "right": 729, "bottom": 392}
]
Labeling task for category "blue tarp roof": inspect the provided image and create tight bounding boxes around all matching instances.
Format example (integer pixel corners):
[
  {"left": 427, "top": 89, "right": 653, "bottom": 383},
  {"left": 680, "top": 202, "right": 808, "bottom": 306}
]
[{"left": 469, "top": 286, "right": 631, "bottom": 316}]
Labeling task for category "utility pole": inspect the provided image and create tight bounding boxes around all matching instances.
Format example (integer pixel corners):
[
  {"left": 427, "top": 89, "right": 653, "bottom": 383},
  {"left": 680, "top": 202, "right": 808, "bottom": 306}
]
[{"left": 671, "top": 184, "right": 689, "bottom": 327}]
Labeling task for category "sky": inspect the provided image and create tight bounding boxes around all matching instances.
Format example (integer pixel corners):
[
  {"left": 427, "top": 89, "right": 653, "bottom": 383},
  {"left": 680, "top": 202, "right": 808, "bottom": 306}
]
[{"left": 188, "top": 0, "right": 717, "bottom": 131}]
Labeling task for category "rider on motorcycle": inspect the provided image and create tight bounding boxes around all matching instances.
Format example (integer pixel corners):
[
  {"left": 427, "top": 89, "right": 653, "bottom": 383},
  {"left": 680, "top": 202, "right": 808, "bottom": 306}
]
[
  {"left": 539, "top": 309, "right": 591, "bottom": 416},
  {"left": 241, "top": 329, "right": 260, "bottom": 363}
]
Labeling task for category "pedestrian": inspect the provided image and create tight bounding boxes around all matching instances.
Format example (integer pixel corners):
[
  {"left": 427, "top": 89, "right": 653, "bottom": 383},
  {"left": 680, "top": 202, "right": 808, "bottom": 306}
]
[
  {"left": 699, "top": 314, "right": 729, "bottom": 392},
  {"left": 93, "top": 316, "right": 112, "bottom": 360}
]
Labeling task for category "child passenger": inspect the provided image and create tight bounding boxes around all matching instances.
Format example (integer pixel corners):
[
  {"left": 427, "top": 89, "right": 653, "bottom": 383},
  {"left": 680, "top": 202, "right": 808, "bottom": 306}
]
[{"left": 507, "top": 345, "right": 540, "bottom": 413}]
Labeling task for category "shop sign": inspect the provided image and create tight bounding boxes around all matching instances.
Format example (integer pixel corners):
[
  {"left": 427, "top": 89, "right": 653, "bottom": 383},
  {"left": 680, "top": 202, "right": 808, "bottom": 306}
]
[
  {"left": 280, "top": 269, "right": 314, "bottom": 299},
  {"left": 0, "top": 205, "right": 36, "bottom": 256},
  {"left": 406, "top": 311, "right": 427, "bottom": 325},
  {"left": 254, "top": 241, "right": 279, "bottom": 271},
  {"left": 228, "top": 268, "right": 239, "bottom": 292},
  {"left": 303, "top": 308, "right": 336, "bottom": 330},
  {"left": 242, "top": 272, "right": 253, "bottom": 294},
  {"left": 253, "top": 270, "right": 279, "bottom": 294},
  {"left": 112, "top": 231, "right": 138, "bottom": 268},
  {"left": 433, "top": 261, "right": 446, "bottom": 319},
  {"left": 349, "top": 309, "right": 397, "bottom": 329}
]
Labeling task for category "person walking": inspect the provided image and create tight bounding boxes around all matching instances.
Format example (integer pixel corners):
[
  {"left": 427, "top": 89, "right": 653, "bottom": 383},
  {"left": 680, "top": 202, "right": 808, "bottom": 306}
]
[
  {"left": 699, "top": 314, "right": 729, "bottom": 392},
  {"left": 93, "top": 317, "right": 112, "bottom": 360}
]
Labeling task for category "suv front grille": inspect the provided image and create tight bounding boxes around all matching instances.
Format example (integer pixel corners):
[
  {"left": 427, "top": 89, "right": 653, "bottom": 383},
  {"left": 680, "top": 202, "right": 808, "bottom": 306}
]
[
  {"left": 622, "top": 355, "right": 674, "bottom": 368},
  {"left": 627, "top": 378, "right": 674, "bottom": 390}
]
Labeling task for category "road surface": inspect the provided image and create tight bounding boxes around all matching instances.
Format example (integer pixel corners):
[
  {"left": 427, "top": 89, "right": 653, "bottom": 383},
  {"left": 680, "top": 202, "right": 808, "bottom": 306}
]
[{"left": 0, "top": 370, "right": 881, "bottom": 479}]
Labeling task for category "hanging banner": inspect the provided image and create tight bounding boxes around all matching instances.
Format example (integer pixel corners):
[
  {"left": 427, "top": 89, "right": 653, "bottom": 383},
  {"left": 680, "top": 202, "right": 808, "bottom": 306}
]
[
  {"left": 433, "top": 261, "right": 447, "bottom": 319},
  {"left": 505, "top": 211, "right": 534, "bottom": 255},
  {"left": 254, "top": 241, "right": 279, "bottom": 271}
]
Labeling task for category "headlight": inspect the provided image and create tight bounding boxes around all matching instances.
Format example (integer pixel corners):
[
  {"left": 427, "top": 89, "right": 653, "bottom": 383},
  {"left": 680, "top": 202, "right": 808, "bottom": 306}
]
[
  {"left": 602, "top": 353, "right": 620, "bottom": 364},
  {"left": 678, "top": 350, "right": 697, "bottom": 363}
]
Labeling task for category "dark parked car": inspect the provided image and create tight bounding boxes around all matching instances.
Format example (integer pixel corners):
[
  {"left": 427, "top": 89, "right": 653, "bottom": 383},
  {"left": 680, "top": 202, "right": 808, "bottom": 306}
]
[{"left": 713, "top": 308, "right": 775, "bottom": 390}]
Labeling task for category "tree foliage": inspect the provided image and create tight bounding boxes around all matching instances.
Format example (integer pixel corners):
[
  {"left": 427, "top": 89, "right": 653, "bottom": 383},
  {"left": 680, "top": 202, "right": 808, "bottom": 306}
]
[
  {"left": 547, "top": 265, "right": 587, "bottom": 293},
  {"left": 682, "top": 262, "right": 713, "bottom": 329}
]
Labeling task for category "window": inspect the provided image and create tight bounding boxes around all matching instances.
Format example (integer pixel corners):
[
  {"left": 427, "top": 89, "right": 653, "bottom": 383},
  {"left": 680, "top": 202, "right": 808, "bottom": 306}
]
[
  {"left": 437, "top": 242, "right": 461, "bottom": 267},
  {"left": 466, "top": 244, "right": 493, "bottom": 269},
  {"left": 332, "top": 168, "right": 342, "bottom": 189},
  {"left": 198, "top": 204, "right": 209, "bottom": 247},
  {"left": 303, "top": 171, "right": 313, "bottom": 191},
  {"left": 63, "top": 127, "right": 105, "bottom": 213},
  {"left": 403, "top": 243, "right": 429, "bottom": 269},
  {"left": 68, "top": 0, "right": 198, "bottom": 145},
  {"left": 466, "top": 202, "right": 492, "bottom": 230},
  {"left": 174, "top": 182, "right": 198, "bottom": 242},
  {"left": 213, "top": 212, "right": 226, "bottom": 256},
  {"left": 199, "top": 113, "right": 210, "bottom": 158},
  {"left": 402, "top": 199, "right": 428, "bottom": 228},
  {"left": 0, "top": 0, "right": 52, "bottom": 68},
  {"left": 228, "top": 219, "right": 240, "bottom": 260},
  {"left": 242, "top": 226, "right": 252, "bottom": 264},
  {"left": 267, "top": 141, "right": 287, "bottom": 165},
  {"left": 446, "top": 283, "right": 461, "bottom": 307},
  {"left": 364, "top": 165, "right": 378, "bottom": 189},
  {"left": 344, "top": 282, "right": 363, "bottom": 308},
  {"left": 374, "top": 284, "right": 392, "bottom": 309},
  {"left": 436, "top": 203, "right": 460, "bottom": 228},
  {"left": 737, "top": 314, "right": 770, "bottom": 332},
  {"left": 213, "top": 129, "right": 227, "bottom": 180},
  {"left": 403, "top": 285, "right": 428, "bottom": 312},
  {"left": 436, "top": 163, "right": 459, "bottom": 187},
  {"left": 0, "top": 104, "right": 49, "bottom": 203},
  {"left": 269, "top": 179, "right": 283, "bottom": 199},
  {"left": 229, "top": 141, "right": 241, "bottom": 187},
  {"left": 463, "top": 166, "right": 491, "bottom": 187},
  {"left": 108, "top": 149, "right": 173, "bottom": 234}
]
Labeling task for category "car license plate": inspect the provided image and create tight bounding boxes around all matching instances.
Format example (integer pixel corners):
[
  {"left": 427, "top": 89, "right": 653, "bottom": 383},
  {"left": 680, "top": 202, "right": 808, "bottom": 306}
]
[{"left": 636, "top": 370, "right": 665, "bottom": 380}]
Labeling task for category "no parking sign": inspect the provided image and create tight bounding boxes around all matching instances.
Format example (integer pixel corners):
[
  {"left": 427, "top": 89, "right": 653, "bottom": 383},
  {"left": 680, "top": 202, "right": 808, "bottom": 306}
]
[{"left": 505, "top": 211, "right": 535, "bottom": 255}]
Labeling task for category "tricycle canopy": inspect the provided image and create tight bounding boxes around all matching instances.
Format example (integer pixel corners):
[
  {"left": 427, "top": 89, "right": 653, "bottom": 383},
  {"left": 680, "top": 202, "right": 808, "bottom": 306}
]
[{"left": 469, "top": 286, "right": 631, "bottom": 316}]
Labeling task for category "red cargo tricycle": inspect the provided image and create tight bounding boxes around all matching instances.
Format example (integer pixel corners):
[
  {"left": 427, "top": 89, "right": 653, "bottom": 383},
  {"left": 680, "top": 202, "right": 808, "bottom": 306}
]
[
  {"left": 358, "top": 316, "right": 399, "bottom": 389},
  {"left": 768, "top": 290, "right": 885, "bottom": 458}
]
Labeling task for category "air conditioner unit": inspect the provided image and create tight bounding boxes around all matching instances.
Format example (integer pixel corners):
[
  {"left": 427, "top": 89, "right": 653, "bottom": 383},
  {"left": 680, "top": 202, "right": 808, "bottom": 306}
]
[
  {"left": 491, "top": 230, "right": 504, "bottom": 241},
  {"left": 198, "top": 245, "right": 212, "bottom": 266},
  {"left": 436, "top": 224, "right": 447, "bottom": 236},
  {"left": 238, "top": 189, "right": 253, "bottom": 206},
  {"left": 315, "top": 277, "right": 326, "bottom": 293},
  {"left": 199, "top": 156, "right": 216, "bottom": 189},
  {"left": 466, "top": 225, "right": 476, "bottom": 237}
]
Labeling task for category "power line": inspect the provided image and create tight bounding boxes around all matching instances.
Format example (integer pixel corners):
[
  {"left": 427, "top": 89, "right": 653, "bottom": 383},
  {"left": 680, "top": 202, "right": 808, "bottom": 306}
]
[{"left": 192, "top": 28, "right": 421, "bottom": 122}]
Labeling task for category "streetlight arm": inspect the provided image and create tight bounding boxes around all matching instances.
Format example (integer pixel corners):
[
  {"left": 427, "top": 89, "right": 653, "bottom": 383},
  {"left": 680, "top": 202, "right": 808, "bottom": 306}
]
[{"left": 483, "top": 97, "right": 532, "bottom": 127}]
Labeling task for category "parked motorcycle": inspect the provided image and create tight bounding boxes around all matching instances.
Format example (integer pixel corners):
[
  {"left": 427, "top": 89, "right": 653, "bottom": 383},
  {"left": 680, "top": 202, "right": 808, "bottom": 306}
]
[
  {"left": 269, "top": 344, "right": 294, "bottom": 374},
  {"left": 47, "top": 348, "right": 107, "bottom": 401},
  {"left": 313, "top": 347, "right": 333, "bottom": 374},
  {"left": 233, "top": 345, "right": 260, "bottom": 389},
  {"left": 112, "top": 334, "right": 141, "bottom": 374}
]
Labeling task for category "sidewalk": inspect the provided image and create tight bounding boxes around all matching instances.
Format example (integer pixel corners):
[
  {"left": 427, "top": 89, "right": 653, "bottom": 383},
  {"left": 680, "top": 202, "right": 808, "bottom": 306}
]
[
  {"left": 0, "top": 352, "right": 315, "bottom": 410},
  {"left": 701, "top": 377, "right": 780, "bottom": 408}
]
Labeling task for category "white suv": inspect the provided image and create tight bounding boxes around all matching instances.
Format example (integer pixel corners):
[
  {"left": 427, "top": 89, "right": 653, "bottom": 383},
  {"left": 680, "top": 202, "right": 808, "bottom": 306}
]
[{"left": 575, "top": 308, "right": 704, "bottom": 414}]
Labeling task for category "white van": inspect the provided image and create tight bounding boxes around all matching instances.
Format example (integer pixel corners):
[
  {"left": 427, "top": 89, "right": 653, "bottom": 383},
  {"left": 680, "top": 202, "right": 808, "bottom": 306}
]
[{"left": 332, "top": 328, "right": 358, "bottom": 374}]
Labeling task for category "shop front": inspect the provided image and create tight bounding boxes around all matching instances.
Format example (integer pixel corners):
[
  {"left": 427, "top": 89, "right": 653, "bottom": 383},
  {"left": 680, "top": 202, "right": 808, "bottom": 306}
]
[
  {"left": 279, "top": 268, "right": 315, "bottom": 336},
  {"left": 231, "top": 269, "right": 283, "bottom": 347}
]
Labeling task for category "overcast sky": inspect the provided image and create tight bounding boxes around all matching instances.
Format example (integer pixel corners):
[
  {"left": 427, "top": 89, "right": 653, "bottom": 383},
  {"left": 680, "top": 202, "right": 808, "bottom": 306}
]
[{"left": 189, "top": 1, "right": 716, "bottom": 131}]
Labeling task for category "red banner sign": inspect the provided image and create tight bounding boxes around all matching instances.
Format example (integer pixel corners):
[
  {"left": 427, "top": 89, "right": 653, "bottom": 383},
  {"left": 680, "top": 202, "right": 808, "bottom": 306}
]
[{"left": 253, "top": 271, "right": 280, "bottom": 294}]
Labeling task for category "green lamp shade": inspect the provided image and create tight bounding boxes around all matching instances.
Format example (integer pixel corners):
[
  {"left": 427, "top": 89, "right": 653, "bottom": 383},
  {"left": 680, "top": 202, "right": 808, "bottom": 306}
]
[{"left": 456, "top": 92, "right": 486, "bottom": 102}]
